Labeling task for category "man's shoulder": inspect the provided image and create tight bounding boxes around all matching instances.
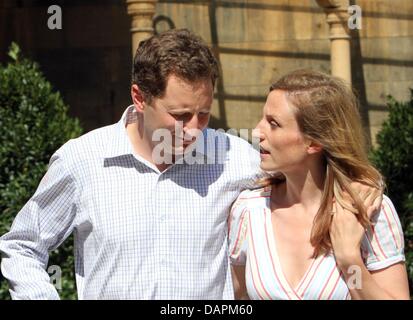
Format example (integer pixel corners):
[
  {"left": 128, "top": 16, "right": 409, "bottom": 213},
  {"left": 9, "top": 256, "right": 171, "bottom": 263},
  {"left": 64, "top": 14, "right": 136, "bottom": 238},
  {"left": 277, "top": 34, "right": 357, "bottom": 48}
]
[
  {"left": 55, "top": 122, "right": 119, "bottom": 161},
  {"left": 204, "top": 127, "right": 258, "bottom": 153}
]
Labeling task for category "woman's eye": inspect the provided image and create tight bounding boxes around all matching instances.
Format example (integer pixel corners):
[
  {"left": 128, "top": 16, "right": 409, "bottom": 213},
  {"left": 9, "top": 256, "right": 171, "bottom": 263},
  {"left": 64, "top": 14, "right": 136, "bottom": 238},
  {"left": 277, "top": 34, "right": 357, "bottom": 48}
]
[{"left": 269, "top": 120, "right": 279, "bottom": 128}]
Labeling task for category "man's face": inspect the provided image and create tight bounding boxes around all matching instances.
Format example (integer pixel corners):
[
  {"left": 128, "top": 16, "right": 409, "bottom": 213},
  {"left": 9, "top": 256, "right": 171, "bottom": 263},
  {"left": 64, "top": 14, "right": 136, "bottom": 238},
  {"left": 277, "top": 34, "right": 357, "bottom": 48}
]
[{"left": 141, "top": 75, "right": 214, "bottom": 158}]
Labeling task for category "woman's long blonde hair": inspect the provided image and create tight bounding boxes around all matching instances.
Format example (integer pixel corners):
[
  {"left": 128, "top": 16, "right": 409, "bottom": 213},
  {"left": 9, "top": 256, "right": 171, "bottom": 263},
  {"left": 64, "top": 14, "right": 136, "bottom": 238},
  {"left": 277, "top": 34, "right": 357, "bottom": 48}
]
[{"left": 263, "top": 69, "right": 383, "bottom": 258}]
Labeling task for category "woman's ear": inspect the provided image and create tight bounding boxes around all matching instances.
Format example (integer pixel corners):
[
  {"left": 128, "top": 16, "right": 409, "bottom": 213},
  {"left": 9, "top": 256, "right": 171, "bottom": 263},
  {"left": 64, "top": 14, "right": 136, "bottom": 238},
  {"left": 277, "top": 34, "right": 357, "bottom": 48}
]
[
  {"left": 131, "top": 84, "right": 145, "bottom": 113},
  {"left": 306, "top": 140, "right": 323, "bottom": 155}
]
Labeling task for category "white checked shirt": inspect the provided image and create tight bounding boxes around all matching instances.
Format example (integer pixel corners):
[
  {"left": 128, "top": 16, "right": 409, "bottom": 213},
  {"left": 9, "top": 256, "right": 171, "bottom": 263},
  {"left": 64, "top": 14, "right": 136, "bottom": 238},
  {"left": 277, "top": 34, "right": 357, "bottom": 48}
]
[{"left": 0, "top": 105, "right": 264, "bottom": 300}]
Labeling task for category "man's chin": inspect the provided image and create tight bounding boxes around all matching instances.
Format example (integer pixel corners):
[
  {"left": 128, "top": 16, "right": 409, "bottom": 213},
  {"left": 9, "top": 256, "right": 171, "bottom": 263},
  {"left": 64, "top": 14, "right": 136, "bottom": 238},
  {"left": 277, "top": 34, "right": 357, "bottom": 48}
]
[{"left": 165, "top": 143, "right": 195, "bottom": 156}]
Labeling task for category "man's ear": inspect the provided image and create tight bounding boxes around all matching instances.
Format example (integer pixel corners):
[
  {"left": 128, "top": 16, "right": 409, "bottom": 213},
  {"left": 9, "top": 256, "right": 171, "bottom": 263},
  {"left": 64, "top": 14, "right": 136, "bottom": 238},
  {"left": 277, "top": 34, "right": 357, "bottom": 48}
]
[
  {"left": 131, "top": 84, "right": 145, "bottom": 113},
  {"left": 306, "top": 140, "right": 323, "bottom": 155}
]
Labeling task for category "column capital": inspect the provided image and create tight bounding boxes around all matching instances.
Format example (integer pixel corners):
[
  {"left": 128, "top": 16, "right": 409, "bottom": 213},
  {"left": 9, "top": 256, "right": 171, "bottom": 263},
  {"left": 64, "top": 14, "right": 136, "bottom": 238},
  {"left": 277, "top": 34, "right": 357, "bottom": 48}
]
[
  {"left": 316, "top": 0, "right": 352, "bottom": 83},
  {"left": 126, "top": 0, "right": 157, "bottom": 16},
  {"left": 126, "top": 0, "right": 157, "bottom": 56},
  {"left": 325, "top": 7, "right": 351, "bottom": 40},
  {"left": 315, "top": 0, "right": 347, "bottom": 9}
]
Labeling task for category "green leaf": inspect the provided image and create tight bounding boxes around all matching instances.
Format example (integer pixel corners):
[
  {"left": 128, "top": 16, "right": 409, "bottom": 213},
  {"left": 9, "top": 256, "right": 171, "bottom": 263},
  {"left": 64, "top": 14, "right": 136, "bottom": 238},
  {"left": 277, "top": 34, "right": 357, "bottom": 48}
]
[
  {"left": 7, "top": 42, "right": 20, "bottom": 62},
  {"left": 1, "top": 42, "right": 82, "bottom": 299}
]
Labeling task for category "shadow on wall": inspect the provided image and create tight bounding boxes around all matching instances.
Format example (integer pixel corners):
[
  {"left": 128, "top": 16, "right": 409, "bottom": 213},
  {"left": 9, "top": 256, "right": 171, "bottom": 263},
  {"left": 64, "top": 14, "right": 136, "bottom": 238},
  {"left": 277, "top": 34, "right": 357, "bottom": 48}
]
[
  {"left": 157, "top": 0, "right": 413, "bottom": 141},
  {"left": 1, "top": 0, "right": 412, "bottom": 135}
]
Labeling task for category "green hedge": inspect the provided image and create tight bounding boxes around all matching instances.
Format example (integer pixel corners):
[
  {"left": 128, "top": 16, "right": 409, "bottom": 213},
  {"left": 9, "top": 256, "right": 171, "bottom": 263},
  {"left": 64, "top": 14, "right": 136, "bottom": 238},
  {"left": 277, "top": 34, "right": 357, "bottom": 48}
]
[
  {"left": 0, "top": 43, "right": 81, "bottom": 299},
  {"left": 370, "top": 90, "right": 413, "bottom": 293}
]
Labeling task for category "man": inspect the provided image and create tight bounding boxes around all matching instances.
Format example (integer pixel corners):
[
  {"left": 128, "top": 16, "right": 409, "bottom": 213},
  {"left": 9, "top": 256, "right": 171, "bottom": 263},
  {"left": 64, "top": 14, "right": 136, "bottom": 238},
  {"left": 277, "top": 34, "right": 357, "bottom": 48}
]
[{"left": 0, "top": 29, "right": 264, "bottom": 299}]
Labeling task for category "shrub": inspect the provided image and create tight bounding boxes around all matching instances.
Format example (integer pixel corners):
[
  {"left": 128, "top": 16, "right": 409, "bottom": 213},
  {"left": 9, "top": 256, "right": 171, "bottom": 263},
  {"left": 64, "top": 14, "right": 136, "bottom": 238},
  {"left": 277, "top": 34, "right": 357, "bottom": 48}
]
[
  {"left": 0, "top": 43, "right": 82, "bottom": 299},
  {"left": 370, "top": 90, "right": 413, "bottom": 293}
]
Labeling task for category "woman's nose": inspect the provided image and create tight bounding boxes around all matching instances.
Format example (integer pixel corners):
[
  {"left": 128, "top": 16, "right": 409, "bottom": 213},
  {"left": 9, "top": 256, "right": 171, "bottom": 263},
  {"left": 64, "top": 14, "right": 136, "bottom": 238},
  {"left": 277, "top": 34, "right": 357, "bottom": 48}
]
[{"left": 252, "top": 127, "right": 263, "bottom": 140}]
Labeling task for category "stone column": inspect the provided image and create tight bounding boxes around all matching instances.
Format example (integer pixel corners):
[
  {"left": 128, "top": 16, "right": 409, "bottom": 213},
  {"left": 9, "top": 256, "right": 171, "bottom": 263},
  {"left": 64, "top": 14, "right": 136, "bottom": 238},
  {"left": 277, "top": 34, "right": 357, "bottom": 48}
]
[
  {"left": 316, "top": 0, "right": 352, "bottom": 84},
  {"left": 126, "top": 0, "right": 157, "bottom": 57}
]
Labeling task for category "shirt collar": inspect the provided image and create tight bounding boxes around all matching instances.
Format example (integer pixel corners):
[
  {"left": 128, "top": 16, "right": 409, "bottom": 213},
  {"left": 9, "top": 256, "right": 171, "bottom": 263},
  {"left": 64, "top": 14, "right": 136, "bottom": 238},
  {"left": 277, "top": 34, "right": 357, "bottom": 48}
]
[
  {"left": 104, "top": 105, "right": 218, "bottom": 165},
  {"left": 103, "top": 105, "right": 137, "bottom": 159}
]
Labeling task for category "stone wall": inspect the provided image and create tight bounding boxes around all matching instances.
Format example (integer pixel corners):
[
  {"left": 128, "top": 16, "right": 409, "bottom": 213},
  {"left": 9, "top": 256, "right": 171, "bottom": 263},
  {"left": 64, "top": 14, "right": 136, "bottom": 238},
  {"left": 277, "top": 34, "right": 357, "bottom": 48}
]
[
  {"left": 0, "top": 0, "right": 132, "bottom": 131},
  {"left": 156, "top": 0, "right": 413, "bottom": 144},
  {"left": 1, "top": 0, "right": 412, "bottom": 144}
]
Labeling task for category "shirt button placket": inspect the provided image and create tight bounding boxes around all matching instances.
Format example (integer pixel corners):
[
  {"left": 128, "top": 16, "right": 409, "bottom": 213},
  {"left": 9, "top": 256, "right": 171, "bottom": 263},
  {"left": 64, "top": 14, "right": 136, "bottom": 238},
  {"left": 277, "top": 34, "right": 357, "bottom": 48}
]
[{"left": 156, "top": 174, "right": 171, "bottom": 298}]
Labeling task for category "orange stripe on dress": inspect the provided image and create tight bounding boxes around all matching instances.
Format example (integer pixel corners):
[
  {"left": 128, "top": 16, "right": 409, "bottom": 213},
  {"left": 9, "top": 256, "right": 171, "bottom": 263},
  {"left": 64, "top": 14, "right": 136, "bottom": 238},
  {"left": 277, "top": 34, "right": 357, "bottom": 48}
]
[
  {"left": 239, "top": 196, "right": 271, "bottom": 200},
  {"left": 326, "top": 268, "right": 343, "bottom": 300},
  {"left": 370, "top": 223, "right": 388, "bottom": 260},
  {"left": 248, "top": 213, "right": 273, "bottom": 300},
  {"left": 383, "top": 200, "right": 403, "bottom": 248},
  {"left": 230, "top": 208, "right": 248, "bottom": 257},
  {"left": 295, "top": 258, "right": 317, "bottom": 294},
  {"left": 317, "top": 263, "right": 337, "bottom": 300},
  {"left": 247, "top": 253, "right": 266, "bottom": 300},
  {"left": 381, "top": 204, "right": 399, "bottom": 250},
  {"left": 263, "top": 210, "right": 298, "bottom": 300},
  {"left": 365, "top": 231, "right": 379, "bottom": 259},
  {"left": 299, "top": 255, "right": 326, "bottom": 297}
]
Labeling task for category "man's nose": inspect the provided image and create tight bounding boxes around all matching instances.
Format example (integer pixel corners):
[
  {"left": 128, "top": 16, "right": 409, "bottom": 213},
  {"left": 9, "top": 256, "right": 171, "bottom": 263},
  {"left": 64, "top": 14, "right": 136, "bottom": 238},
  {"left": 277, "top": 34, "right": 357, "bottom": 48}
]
[
  {"left": 184, "top": 114, "right": 200, "bottom": 131},
  {"left": 183, "top": 114, "right": 201, "bottom": 141}
]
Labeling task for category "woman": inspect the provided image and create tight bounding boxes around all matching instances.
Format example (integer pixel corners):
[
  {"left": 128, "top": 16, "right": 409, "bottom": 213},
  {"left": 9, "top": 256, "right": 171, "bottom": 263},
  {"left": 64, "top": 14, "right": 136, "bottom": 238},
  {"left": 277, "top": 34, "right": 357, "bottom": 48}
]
[{"left": 229, "top": 69, "right": 410, "bottom": 300}]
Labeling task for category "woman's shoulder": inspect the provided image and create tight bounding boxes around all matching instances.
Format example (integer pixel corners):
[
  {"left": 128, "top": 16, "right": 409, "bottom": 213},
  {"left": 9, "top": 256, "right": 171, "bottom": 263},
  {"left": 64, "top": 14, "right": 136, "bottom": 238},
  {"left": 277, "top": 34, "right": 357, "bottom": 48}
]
[
  {"left": 374, "top": 195, "right": 399, "bottom": 222},
  {"left": 237, "top": 186, "right": 271, "bottom": 201},
  {"left": 361, "top": 194, "right": 405, "bottom": 271},
  {"left": 232, "top": 186, "right": 272, "bottom": 212}
]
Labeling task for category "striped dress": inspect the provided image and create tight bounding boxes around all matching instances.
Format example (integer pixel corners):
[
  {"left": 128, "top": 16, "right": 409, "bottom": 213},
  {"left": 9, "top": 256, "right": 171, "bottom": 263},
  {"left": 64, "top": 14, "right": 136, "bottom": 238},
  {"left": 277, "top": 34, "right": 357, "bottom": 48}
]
[{"left": 228, "top": 187, "right": 405, "bottom": 300}]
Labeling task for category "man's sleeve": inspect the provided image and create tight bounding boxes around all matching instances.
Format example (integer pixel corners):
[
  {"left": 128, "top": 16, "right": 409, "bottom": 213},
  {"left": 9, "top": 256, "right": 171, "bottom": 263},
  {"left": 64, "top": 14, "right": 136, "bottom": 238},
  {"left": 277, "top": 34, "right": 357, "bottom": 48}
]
[{"left": 0, "top": 150, "right": 79, "bottom": 299}]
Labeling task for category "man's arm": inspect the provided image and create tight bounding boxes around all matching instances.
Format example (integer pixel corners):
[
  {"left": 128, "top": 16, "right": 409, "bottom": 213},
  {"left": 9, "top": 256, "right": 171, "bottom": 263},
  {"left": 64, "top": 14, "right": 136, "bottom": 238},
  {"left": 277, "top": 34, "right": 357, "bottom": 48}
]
[{"left": 0, "top": 151, "right": 78, "bottom": 299}]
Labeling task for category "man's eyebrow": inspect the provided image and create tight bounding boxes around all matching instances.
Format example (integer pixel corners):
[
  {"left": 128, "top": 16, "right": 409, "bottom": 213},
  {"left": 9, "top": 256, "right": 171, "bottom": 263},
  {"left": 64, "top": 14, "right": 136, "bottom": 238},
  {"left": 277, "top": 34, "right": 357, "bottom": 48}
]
[
  {"left": 167, "top": 106, "right": 211, "bottom": 112},
  {"left": 165, "top": 105, "right": 190, "bottom": 110}
]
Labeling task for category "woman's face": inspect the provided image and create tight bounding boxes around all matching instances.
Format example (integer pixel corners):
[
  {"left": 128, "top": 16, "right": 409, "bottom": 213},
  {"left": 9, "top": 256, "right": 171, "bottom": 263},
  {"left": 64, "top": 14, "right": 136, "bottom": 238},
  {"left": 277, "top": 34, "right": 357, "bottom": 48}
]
[{"left": 254, "top": 89, "right": 310, "bottom": 173}]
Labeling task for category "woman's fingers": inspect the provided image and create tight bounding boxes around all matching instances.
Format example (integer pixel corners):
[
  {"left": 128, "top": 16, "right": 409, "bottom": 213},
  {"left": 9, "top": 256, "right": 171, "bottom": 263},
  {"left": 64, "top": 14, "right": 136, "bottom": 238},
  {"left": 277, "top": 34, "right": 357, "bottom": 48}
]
[
  {"left": 347, "top": 182, "right": 383, "bottom": 219},
  {"left": 367, "top": 194, "right": 383, "bottom": 220}
]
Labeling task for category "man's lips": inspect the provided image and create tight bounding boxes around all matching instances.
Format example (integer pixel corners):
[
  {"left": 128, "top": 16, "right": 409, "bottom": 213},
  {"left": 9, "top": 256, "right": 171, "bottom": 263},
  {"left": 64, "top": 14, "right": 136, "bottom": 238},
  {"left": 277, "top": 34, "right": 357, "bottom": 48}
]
[
  {"left": 174, "top": 135, "right": 197, "bottom": 145},
  {"left": 260, "top": 145, "right": 270, "bottom": 154}
]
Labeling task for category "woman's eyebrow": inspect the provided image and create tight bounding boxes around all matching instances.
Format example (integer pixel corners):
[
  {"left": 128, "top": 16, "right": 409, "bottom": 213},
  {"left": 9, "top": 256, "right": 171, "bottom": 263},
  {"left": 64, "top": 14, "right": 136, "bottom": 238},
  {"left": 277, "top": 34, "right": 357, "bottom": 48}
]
[{"left": 266, "top": 113, "right": 281, "bottom": 122}]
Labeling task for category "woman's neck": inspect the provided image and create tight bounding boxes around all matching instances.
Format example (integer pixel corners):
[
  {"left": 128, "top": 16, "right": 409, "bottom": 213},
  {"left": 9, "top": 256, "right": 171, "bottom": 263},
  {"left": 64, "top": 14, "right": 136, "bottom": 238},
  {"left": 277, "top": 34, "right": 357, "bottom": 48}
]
[{"left": 272, "top": 160, "right": 326, "bottom": 212}]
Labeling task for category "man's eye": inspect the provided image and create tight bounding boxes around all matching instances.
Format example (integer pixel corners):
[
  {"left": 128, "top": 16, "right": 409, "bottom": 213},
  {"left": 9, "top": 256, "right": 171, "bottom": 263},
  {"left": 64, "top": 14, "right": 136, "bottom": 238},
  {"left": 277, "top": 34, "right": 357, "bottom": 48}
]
[{"left": 172, "top": 113, "right": 190, "bottom": 119}]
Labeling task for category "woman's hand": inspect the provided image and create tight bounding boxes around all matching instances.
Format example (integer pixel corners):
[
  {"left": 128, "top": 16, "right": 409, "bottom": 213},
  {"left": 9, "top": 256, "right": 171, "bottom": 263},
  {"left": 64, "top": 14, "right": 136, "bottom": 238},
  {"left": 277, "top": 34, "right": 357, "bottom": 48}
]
[
  {"left": 349, "top": 181, "right": 382, "bottom": 219},
  {"left": 329, "top": 199, "right": 365, "bottom": 269},
  {"left": 330, "top": 198, "right": 410, "bottom": 299},
  {"left": 330, "top": 181, "right": 383, "bottom": 267}
]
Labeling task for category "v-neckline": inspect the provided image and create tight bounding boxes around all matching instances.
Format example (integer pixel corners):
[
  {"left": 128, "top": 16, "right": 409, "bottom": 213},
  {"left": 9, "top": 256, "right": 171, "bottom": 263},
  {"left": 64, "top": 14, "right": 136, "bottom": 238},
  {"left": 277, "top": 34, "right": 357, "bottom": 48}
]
[{"left": 264, "top": 194, "right": 322, "bottom": 299}]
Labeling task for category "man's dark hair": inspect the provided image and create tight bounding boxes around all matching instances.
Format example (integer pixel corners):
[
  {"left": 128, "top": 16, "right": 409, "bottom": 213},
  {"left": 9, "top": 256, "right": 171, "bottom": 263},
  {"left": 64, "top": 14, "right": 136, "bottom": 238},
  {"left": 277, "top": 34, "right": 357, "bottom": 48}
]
[{"left": 131, "top": 28, "right": 219, "bottom": 102}]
